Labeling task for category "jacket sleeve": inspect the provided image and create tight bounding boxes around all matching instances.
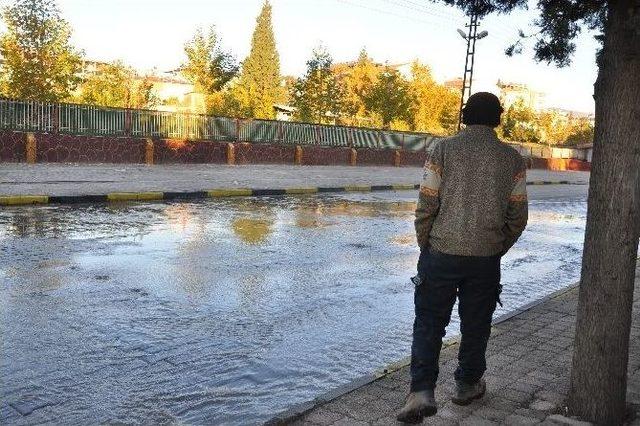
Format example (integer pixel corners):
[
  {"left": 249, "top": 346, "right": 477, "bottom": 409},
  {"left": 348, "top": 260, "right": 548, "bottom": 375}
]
[
  {"left": 502, "top": 157, "right": 529, "bottom": 254},
  {"left": 415, "top": 143, "right": 444, "bottom": 250}
]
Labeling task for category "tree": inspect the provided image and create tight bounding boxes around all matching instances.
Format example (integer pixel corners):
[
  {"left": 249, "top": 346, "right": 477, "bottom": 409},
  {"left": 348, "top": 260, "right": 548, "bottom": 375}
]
[
  {"left": 364, "top": 66, "right": 410, "bottom": 129},
  {"left": 291, "top": 47, "right": 344, "bottom": 124},
  {"left": 431, "top": 1, "right": 639, "bottom": 423},
  {"left": 77, "top": 61, "right": 157, "bottom": 109},
  {"left": 537, "top": 110, "right": 570, "bottom": 145},
  {"left": 334, "top": 48, "right": 381, "bottom": 126},
  {"left": 235, "top": 1, "right": 281, "bottom": 119},
  {"left": 500, "top": 99, "right": 542, "bottom": 143},
  {"left": 407, "top": 61, "right": 458, "bottom": 135},
  {"left": 181, "top": 26, "right": 238, "bottom": 95},
  {"left": 0, "top": 0, "right": 83, "bottom": 101},
  {"left": 565, "top": 118, "right": 594, "bottom": 146}
]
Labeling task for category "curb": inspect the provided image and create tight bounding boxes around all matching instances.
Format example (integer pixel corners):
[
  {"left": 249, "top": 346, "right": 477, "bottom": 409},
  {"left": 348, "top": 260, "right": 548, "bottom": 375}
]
[
  {"left": 0, "top": 185, "right": 414, "bottom": 206},
  {"left": 0, "top": 180, "right": 587, "bottom": 207},
  {"left": 264, "top": 281, "right": 582, "bottom": 425}
]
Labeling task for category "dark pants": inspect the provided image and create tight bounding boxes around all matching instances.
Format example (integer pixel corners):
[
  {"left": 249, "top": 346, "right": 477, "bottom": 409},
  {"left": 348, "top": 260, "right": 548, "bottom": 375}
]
[{"left": 410, "top": 248, "right": 501, "bottom": 392}]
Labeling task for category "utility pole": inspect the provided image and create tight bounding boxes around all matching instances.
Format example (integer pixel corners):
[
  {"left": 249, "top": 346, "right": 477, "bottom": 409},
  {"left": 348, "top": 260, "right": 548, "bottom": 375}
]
[{"left": 457, "top": 13, "right": 488, "bottom": 131}]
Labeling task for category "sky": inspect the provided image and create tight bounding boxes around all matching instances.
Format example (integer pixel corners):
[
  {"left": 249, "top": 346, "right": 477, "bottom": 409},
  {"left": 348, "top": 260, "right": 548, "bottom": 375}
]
[{"left": 52, "top": 0, "right": 600, "bottom": 113}]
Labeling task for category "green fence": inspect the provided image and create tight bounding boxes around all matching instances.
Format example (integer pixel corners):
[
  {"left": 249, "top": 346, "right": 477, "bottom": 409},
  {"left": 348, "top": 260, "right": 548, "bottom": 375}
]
[{"left": 0, "top": 98, "right": 438, "bottom": 151}]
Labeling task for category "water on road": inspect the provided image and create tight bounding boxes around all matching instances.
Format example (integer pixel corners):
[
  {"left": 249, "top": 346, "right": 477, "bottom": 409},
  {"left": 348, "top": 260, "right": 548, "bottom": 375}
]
[{"left": 0, "top": 189, "right": 587, "bottom": 425}]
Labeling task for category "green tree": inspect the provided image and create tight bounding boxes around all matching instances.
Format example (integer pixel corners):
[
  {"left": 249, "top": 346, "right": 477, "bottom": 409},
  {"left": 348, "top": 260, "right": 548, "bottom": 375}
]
[
  {"left": 235, "top": 1, "right": 281, "bottom": 119},
  {"left": 181, "top": 26, "right": 238, "bottom": 95},
  {"left": 364, "top": 66, "right": 410, "bottom": 129},
  {"left": 0, "top": 0, "right": 83, "bottom": 101},
  {"left": 77, "top": 61, "right": 157, "bottom": 109},
  {"left": 291, "top": 47, "right": 344, "bottom": 124},
  {"left": 431, "top": 1, "right": 639, "bottom": 423}
]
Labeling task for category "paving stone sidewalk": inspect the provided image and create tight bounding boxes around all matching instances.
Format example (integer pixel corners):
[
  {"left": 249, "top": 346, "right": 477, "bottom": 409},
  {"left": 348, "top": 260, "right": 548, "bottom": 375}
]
[
  {"left": 0, "top": 163, "right": 589, "bottom": 196},
  {"left": 280, "top": 264, "right": 640, "bottom": 426}
]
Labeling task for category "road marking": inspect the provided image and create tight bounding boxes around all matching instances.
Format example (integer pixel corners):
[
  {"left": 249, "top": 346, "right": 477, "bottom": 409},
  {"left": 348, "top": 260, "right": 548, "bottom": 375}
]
[
  {"left": 0, "top": 195, "right": 48, "bottom": 205},
  {"left": 207, "top": 188, "right": 253, "bottom": 197},
  {"left": 107, "top": 192, "right": 163, "bottom": 201}
]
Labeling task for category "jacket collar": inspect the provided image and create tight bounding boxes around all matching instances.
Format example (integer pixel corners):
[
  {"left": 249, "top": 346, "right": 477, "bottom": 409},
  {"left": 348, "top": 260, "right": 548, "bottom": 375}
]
[{"left": 461, "top": 125, "right": 499, "bottom": 141}]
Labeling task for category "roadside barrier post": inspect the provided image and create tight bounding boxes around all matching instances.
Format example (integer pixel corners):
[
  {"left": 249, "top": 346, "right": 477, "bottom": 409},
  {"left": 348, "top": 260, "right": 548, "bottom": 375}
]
[
  {"left": 294, "top": 145, "right": 303, "bottom": 165},
  {"left": 227, "top": 143, "right": 236, "bottom": 165},
  {"left": 145, "top": 138, "right": 154, "bottom": 165},
  {"left": 350, "top": 148, "right": 357, "bottom": 166},
  {"left": 26, "top": 133, "right": 36, "bottom": 164},
  {"left": 394, "top": 150, "right": 401, "bottom": 167}
]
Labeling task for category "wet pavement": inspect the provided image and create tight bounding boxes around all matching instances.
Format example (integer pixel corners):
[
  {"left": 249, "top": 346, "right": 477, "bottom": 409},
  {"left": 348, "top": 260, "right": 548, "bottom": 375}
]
[{"left": 0, "top": 185, "right": 587, "bottom": 425}]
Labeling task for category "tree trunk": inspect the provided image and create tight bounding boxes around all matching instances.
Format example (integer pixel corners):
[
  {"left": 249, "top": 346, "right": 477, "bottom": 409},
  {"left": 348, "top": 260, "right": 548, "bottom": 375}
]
[{"left": 568, "top": 1, "right": 640, "bottom": 424}]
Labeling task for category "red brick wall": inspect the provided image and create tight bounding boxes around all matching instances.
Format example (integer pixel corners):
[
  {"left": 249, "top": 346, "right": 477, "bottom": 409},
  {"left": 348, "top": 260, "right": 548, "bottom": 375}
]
[
  {"left": 400, "top": 150, "right": 427, "bottom": 167},
  {"left": 302, "top": 146, "right": 351, "bottom": 166},
  {"left": 36, "top": 134, "right": 145, "bottom": 163},
  {"left": 154, "top": 139, "right": 227, "bottom": 164},
  {"left": 0, "top": 131, "right": 26, "bottom": 162},
  {"left": 356, "top": 148, "right": 396, "bottom": 166},
  {"left": 529, "top": 157, "right": 591, "bottom": 172},
  {"left": 235, "top": 142, "right": 296, "bottom": 165}
]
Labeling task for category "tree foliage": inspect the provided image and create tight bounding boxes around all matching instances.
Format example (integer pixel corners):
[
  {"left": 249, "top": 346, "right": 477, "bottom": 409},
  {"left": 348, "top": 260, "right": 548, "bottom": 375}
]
[
  {"left": 181, "top": 26, "right": 238, "bottom": 95},
  {"left": 407, "top": 61, "right": 458, "bottom": 135},
  {"left": 501, "top": 99, "right": 542, "bottom": 143},
  {"left": 0, "top": 0, "right": 83, "bottom": 101},
  {"left": 334, "top": 49, "right": 381, "bottom": 126},
  {"left": 235, "top": 0, "right": 281, "bottom": 119},
  {"left": 77, "top": 61, "right": 157, "bottom": 109},
  {"left": 364, "top": 66, "right": 411, "bottom": 129},
  {"left": 291, "top": 47, "right": 344, "bottom": 124}
]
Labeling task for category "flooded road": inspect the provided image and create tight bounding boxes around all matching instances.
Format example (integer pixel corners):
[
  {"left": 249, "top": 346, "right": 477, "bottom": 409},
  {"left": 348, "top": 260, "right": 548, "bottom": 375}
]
[{"left": 0, "top": 187, "right": 587, "bottom": 425}]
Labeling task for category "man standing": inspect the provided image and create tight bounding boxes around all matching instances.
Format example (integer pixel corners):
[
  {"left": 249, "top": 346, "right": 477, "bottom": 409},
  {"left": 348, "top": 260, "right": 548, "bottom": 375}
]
[{"left": 397, "top": 92, "right": 528, "bottom": 423}]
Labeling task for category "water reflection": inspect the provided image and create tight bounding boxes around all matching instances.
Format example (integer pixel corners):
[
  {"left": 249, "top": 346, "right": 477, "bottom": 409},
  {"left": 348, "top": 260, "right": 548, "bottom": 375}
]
[
  {"left": 0, "top": 193, "right": 590, "bottom": 425},
  {"left": 232, "top": 218, "right": 273, "bottom": 245}
]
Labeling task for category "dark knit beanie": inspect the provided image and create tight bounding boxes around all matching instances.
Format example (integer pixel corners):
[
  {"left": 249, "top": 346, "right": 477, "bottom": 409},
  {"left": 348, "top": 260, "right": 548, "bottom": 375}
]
[{"left": 462, "top": 92, "right": 504, "bottom": 127}]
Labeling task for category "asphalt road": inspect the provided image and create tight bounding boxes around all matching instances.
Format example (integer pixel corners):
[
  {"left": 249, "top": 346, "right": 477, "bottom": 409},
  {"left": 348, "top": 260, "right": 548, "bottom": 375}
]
[{"left": 0, "top": 163, "right": 589, "bottom": 196}]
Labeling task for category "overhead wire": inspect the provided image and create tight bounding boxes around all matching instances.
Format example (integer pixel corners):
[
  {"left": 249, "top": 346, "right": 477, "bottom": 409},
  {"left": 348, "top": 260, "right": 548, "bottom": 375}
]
[{"left": 333, "top": 0, "right": 464, "bottom": 30}]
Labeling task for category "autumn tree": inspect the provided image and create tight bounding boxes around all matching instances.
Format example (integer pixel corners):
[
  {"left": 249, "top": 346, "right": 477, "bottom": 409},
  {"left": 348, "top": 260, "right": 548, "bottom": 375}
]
[
  {"left": 430, "top": 1, "right": 639, "bottom": 423},
  {"left": 235, "top": 1, "right": 281, "bottom": 119},
  {"left": 0, "top": 0, "right": 83, "bottom": 101},
  {"left": 181, "top": 26, "right": 238, "bottom": 95},
  {"left": 407, "top": 61, "right": 458, "bottom": 135},
  {"left": 291, "top": 47, "right": 344, "bottom": 124},
  {"left": 567, "top": 120, "right": 595, "bottom": 146},
  {"left": 334, "top": 48, "right": 381, "bottom": 126},
  {"left": 500, "top": 99, "right": 542, "bottom": 143},
  {"left": 537, "top": 110, "right": 570, "bottom": 145},
  {"left": 364, "top": 66, "right": 410, "bottom": 129},
  {"left": 77, "top": 61, "right": 157, "bottom": 109}
]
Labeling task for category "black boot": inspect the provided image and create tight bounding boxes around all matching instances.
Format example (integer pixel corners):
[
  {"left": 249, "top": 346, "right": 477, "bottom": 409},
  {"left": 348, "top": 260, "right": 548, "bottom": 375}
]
[
  {"left": 451, "top": 378, "right": 486, "bottom": 405},
  {"left": 396, "top": 389, "right": 437, "bottom": 424}
]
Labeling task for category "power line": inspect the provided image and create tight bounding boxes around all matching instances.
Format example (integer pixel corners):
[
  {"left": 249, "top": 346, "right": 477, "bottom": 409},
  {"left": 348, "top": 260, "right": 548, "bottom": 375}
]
[
  {"left": 377, "top": 0, "right": 461, "bottom": 22},
  {"left": 333, "top": 0, "right": 463, "bottom": 30}
]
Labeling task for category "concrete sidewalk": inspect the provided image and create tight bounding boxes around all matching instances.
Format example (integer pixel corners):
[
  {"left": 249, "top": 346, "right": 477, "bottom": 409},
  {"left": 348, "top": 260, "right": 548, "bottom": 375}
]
[
  {"left": 0, "top": 164, "right": 589, "bottom": 197},
  {"left": 273, "top": 264, "right": 640, "bottom": 426}
]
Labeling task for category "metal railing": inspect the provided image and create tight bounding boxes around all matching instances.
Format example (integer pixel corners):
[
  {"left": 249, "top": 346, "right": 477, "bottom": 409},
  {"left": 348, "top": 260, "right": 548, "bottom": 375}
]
[{"left": 0, "top": 98, "right": 439, "bottom": 152}]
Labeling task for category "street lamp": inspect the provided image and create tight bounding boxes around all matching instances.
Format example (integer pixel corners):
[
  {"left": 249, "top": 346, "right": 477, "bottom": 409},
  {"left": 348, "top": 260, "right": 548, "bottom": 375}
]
[{"left": 457, "top": 17, "right": 489, "bottom": 130}]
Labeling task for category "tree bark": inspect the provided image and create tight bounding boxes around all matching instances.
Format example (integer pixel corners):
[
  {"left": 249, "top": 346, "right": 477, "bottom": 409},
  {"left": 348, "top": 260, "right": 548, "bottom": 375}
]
[{"left": 568, "top": 1, "right": 640, "bottom": 424}]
